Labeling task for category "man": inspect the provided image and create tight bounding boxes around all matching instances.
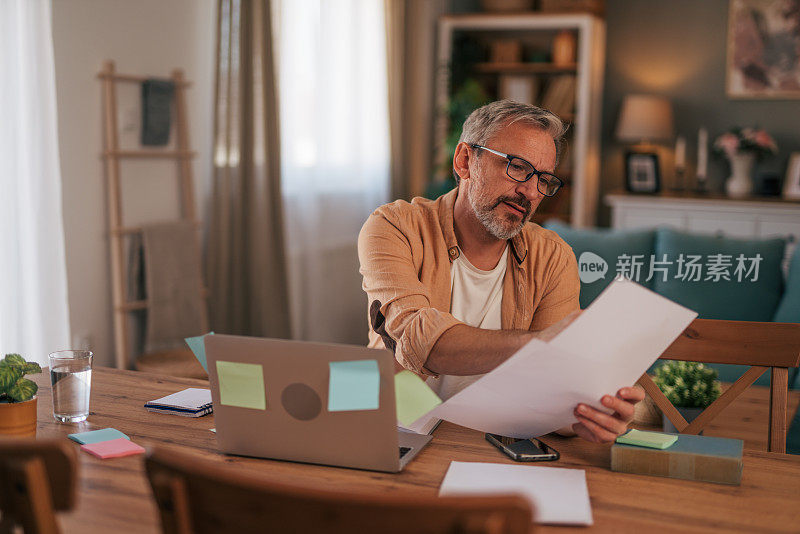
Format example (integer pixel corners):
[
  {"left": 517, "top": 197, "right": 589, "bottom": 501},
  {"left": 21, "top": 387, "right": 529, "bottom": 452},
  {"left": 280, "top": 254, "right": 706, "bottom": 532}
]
[{"left": 358, "top": 101, "right": 643, "bottom": 443}]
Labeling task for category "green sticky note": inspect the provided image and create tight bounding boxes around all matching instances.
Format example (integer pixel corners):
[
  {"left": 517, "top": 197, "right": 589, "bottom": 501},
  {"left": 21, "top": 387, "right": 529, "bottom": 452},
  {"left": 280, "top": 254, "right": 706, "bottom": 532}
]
[
  {"left": 394, "top": 370, "right": 442, "bottom": 427},
  {"left": 216, "top": 361, "right": 266, "bottom": 410},
  {"left": 68, "top": 428, "right": 129, "bottom": 445},
  {"left": 328, "top": 360, "right": 380, "bottom": 411},
  {"left": 185, "top": 332, "right": 214, "bottom": 371},
  {"left": 616, "top": 429, "right": 678, "bottom": 449}
]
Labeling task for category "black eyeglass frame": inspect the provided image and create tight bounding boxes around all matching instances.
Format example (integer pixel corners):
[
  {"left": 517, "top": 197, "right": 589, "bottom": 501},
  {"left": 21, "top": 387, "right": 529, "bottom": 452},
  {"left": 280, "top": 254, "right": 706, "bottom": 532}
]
[{"left": 469, "top": 143, "right": 563, "bottom": 197}]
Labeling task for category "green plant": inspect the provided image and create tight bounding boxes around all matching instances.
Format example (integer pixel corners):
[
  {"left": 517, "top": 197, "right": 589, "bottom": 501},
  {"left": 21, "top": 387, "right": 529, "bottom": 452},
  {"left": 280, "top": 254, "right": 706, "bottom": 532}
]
[
  {"left": 0, "top": 353, "right": 41, "bottom": 403},
  {"left": 653, "top": 360, "right": 721, "bottom": 408}
]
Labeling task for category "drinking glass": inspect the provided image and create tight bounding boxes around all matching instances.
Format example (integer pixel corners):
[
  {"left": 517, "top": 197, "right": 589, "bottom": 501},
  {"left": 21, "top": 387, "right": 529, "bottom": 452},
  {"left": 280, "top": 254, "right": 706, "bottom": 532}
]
[{"left": 49, "top": 350, "right": 93, "bottom": 423}]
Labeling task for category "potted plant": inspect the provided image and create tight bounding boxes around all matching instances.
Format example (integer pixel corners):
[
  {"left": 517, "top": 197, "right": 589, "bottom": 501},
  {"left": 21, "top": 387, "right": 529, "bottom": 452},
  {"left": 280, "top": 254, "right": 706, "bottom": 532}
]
[
  {"left": 714, "top": 127, "right": 778, "bottom": 197},
  {"left": 0, "top": 353, "right": 42, "bottom": 437},
  {"left": 653, "top": 360, "right": 721, "bottom": 435}
]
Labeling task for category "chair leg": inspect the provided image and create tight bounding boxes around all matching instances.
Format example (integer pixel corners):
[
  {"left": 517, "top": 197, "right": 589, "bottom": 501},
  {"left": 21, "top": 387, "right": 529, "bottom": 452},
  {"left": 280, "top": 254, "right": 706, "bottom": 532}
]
[{"left": 769, "top": 367, "right": 789, "bottom": 454}]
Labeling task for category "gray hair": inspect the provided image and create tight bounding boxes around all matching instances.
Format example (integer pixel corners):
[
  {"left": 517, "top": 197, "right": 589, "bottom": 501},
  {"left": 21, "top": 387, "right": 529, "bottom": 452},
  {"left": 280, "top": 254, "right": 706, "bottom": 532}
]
[{"left": 453, "top": 100, "right": 568, "bottom": 182}]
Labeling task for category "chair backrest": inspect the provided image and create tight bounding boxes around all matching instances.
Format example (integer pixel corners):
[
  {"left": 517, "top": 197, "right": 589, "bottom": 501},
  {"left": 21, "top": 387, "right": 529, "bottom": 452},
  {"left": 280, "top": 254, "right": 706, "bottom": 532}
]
[
  {"left": 0, "top": 439, "right": 77, "bottom": 534},
  {"left": 145, "top": 446, "right": 533, "bottom": 534},
  {"left": 637, "top": 318, "right": 800, "bottom": 453}
]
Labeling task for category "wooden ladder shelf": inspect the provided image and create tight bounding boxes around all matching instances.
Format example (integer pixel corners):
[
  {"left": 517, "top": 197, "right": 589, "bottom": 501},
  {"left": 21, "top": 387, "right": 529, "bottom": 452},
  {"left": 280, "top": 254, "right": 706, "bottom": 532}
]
[{"left": 98, "top": 60, "right": 208, "bottom": 371}]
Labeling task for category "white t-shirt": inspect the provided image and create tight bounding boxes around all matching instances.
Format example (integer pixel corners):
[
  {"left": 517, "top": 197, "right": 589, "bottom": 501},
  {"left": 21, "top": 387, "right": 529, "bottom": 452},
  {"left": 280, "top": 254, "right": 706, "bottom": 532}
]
[{"left": 428, "top": 245, "right": 508, "bottom": 400}]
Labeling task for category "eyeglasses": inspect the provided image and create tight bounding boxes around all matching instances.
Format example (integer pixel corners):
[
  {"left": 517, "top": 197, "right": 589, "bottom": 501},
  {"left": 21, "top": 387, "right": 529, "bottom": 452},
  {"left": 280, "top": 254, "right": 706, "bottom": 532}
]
[{"left": 469, "top": 144, "right": 563, "bottom": 197}]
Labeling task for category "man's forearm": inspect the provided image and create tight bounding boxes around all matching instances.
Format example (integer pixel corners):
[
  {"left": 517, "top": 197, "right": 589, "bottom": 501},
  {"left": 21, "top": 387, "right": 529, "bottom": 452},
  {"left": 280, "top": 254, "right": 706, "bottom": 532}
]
[{"left": 424, "top": 324, "right": 536, "bottom": 376}]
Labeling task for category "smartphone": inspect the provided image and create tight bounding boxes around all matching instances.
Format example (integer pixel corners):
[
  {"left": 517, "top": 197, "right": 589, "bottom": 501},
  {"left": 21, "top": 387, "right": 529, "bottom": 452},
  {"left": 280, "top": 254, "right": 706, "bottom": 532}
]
[{"left": 485, "top": 433, "right": 560, "bottom": 462}]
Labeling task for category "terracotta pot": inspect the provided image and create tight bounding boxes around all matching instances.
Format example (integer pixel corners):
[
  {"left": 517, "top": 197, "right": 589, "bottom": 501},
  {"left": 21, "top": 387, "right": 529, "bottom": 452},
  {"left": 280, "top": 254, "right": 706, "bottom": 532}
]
[{"left": 0, "top": 396, "right": 38, "bottom": 437}]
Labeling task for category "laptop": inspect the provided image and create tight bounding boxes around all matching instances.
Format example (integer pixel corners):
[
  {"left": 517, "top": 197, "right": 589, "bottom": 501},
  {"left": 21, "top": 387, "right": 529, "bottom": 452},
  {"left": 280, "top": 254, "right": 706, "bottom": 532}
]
[{"left": 205, "top": 334, "right": 432, "bottom": 473}]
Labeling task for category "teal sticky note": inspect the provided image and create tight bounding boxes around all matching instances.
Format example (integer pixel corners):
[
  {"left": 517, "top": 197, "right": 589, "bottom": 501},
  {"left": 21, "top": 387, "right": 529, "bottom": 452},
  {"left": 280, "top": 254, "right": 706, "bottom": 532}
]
[
  {"left": 616, "top": 429, "right": 678, "bottom": 449},
  {"left": 328, "top": 359, "right": 380, "bottom": 412},
  {"left": 68, "top": 428, "right": 129, "bottom": 445},
  {"left": 185, "top": 332, "right": 214, "bottom": 371},
  {"left": 216, "top": 360, "right": 266, "bottom": 410}
]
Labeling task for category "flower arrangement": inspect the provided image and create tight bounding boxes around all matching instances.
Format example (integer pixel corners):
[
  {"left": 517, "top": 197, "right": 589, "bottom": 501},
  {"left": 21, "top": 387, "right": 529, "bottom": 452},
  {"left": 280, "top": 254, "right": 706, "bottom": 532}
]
[
  {"left": 714, "top": 127, "right": 778, "bottom": 160},
  {"left": 0, "top": 353, "right": 41, "bottom": 403},
  {"left": 653, "top": 360, "right": 721, "bottom": 409}
]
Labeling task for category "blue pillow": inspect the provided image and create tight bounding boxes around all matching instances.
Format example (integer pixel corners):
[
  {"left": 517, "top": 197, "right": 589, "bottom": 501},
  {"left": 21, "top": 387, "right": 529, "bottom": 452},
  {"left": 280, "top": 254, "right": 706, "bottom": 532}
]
[{"left": 543, "top": 220, "right": 656, "bottom": 308}]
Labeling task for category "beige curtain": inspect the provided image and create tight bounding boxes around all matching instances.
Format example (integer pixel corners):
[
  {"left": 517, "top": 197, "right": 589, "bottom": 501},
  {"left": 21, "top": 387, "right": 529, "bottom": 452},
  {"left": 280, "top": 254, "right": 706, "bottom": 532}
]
[
  {"left": 206, "top": 0, "right": 291, "bottom": 338},
  {"left": 384, "top": 0, "right": 449, "bottom": 200}
]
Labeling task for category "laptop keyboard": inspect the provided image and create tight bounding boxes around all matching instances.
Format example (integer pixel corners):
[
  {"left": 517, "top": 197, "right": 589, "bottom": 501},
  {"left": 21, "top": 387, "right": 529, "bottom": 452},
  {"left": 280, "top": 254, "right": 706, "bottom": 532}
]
[{"left": 399, "top": 447, "right": 411, "bottom": 459}]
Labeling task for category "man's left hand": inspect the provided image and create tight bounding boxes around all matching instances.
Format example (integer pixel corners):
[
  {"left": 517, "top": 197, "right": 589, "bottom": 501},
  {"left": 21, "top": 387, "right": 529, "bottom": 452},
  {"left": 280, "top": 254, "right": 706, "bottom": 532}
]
[{"left": 572, "top": 386, "right": 645, "bottom": 443}]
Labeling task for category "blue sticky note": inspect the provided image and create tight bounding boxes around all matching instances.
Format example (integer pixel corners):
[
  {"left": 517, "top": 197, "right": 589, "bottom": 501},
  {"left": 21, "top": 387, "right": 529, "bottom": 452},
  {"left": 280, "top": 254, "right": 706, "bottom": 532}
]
[
  {"left": 68, "top": 428, "right": 129, "bottom": 445},
  {"left": 328, "top": 359, "right": 380, "bottom": 412},
  {"left": 185, "top": 332, "right": 214, "bottom": 371}
]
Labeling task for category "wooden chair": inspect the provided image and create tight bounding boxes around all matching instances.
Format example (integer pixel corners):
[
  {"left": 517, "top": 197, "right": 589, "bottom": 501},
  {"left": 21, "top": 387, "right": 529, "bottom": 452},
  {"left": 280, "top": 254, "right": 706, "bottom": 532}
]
[
  {"left": 637, "top": 319, "right": 800, "bottom": 453},
  {"left": 0, "top": 440, "right": 77, "bottom": 534},
  {"left": 145, "top": 447, "right": 533, "bottom": 534}
]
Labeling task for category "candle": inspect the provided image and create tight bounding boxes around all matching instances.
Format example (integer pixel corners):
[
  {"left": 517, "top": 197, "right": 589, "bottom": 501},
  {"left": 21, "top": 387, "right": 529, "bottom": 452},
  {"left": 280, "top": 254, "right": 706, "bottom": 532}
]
[
  {"left": 675, "top": 136, "right": 686, "bottom": 170},
  {"left": 697, "top": 128, "right": 708, "bottom": 180}
]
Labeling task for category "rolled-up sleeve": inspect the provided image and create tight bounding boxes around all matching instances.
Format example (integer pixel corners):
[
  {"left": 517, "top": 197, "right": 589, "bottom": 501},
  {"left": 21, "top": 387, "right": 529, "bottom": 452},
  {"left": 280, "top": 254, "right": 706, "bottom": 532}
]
[{"left": 358, "top": 212, "right": 461, "bottom": 376}]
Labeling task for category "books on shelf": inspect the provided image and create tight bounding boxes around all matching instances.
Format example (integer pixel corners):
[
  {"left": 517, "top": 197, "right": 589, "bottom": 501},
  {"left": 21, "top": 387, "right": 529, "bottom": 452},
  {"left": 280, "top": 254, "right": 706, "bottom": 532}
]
[{"left": 540, "top": 74, "right": 576, "bottom": 118}]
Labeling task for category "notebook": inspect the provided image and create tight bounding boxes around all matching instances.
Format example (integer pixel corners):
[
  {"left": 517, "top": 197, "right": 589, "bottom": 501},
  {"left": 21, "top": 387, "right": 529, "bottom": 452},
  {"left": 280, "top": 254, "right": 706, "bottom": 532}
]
[{"left": 145, "top": 388, "right": 212, "bottom": 417}]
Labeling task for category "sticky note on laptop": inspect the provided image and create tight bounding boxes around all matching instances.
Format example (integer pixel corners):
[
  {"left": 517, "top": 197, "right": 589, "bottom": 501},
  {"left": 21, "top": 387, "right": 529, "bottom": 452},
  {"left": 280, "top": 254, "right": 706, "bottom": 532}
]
[
  {"left": 185, "top": 331, "right": 214, "bottom": 371},
  {"left": 216, "top": 361, "right": 266, "bottom": 410},
  {"left": 616, "top": 429, "right": 678, "bottom": 449},
  {"left": 68, "top": 428, "right": 129, "bottom": 445},
  {"left": 395, "top": 370, "right": 442, "bottom": 427},
  {"left": 328, "top": 359, "right": 380, "bottom": 411}
]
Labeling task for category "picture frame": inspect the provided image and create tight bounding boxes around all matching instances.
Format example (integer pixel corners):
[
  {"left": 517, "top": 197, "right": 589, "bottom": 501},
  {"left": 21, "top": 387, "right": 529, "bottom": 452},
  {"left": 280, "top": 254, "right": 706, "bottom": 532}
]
[
  {"left": 625, "top": 152, "right": 661, "bottom": 194},
  {"left": 783, "top": 152, "right": 800, "bottom": 200},
  {"left": 726, "top": 0, "right": 800, "bottom": 99}
]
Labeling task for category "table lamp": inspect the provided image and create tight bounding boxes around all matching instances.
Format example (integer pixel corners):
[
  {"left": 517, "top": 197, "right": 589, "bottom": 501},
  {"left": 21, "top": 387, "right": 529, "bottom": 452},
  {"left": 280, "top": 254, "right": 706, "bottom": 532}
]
[{"left": 616, "top": 95, "right": 674, "bottom": 194}]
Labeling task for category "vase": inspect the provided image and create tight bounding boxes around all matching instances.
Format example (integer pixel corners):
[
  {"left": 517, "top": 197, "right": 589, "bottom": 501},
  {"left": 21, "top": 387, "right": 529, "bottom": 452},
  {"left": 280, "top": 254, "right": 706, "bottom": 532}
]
[
  {"left": 662, "top": 406, "right": 704, "bottom": 436},
  {"left": 0, "top": 396, "right": 37, "bottom": 437},
  {"left": 726, "top": 152, "right": 755, "bottom": 198}
]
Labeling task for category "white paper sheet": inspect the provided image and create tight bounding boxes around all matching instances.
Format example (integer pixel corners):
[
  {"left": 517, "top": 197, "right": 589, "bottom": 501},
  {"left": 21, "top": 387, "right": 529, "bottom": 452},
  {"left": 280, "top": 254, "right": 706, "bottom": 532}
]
[
  {"left": 417, "top": 278, "right": 697, "bottom": 438},
  {"left": 439, "top": 461, "right": 593, "bottom": 526},
  {"left": 146, "top": 388, "right": 211, "bottom": 409}
]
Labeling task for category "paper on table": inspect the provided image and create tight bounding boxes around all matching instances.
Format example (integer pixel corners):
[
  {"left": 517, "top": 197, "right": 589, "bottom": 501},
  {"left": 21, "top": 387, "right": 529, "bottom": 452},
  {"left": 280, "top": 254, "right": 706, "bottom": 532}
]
[
  {"left": 216, "top": 361, "right": 266, "bottom": 410},
  {"left": 439, "top": 461, "right": 593, "bottom": 526},
  {"left": 185, "top": 332, "right": 214, "bottom": 371},
  {"left": 68, "top": 428, "right": 129, "bottom": 445},
  {"left": 328, "top": 360, "right": 380, "bottom": 411},
  {"left": 418, "top": 278, "right": 697, "bottom": 438},
  {"left": 81, "top": 438, "right": 145, "bottom": 459},
  {"left": 394, "top": 370, "right": 442, "bottom": 427}
]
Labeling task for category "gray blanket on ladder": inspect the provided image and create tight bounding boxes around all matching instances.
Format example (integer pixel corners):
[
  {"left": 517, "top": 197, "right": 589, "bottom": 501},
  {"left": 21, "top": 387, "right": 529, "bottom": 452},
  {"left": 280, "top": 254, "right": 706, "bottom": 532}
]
[{"left": 129, "top": 221, "right": 208, "bottom": 353}]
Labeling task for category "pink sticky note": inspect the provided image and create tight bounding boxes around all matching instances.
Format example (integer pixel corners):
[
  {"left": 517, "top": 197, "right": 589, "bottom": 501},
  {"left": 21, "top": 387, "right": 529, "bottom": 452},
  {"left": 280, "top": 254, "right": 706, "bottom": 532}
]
[{"left": 81, "top": 438, "right": 145, "bottom": 459}]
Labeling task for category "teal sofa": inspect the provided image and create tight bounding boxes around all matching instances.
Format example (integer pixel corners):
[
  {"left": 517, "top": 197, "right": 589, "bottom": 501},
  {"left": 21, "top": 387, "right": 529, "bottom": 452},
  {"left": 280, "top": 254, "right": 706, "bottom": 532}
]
[{"left": 544, "top": 222, "right": 800, "bottom": 451}]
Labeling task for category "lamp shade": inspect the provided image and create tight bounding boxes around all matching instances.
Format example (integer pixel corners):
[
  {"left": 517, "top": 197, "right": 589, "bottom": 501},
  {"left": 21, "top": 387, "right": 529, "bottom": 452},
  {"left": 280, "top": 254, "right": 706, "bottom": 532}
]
[{"left": 615, "top": 95, "right": 674, "bottom": 144}]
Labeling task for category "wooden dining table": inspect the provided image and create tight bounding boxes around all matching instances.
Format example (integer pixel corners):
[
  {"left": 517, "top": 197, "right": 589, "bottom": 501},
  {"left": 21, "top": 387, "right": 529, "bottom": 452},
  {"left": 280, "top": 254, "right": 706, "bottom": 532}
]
[{"left": 31, "top": 367, "right": 800, "bottom": 533}]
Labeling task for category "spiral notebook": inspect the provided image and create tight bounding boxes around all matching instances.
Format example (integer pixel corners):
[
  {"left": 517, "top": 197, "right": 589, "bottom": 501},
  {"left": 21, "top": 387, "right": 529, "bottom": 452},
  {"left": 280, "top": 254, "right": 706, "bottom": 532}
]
[{"left": 145, "top": 388, "right": 212, "bottom": 417}]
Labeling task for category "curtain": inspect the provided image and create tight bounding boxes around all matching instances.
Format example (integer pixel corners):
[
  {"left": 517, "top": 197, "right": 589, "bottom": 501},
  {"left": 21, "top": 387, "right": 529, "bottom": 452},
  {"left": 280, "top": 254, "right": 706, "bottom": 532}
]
[
  {"left": 206, "top": 0, "right": 291, "bottom": 338},
  {"left": 274, "top": 0, "right": 390, "bottom": 344},
  {"left": 0, "top": 0, "right": 71, "bottom": 365}
]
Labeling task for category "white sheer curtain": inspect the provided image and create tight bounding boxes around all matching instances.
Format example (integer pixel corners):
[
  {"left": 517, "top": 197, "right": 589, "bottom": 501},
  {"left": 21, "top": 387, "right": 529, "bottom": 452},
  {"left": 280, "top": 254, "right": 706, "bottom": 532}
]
[
  {"left": 275, "top": 0, "right": 390, "bottom": 343},
  {"left": 0, "top": 0, "right": 71, "bottom": 365}
]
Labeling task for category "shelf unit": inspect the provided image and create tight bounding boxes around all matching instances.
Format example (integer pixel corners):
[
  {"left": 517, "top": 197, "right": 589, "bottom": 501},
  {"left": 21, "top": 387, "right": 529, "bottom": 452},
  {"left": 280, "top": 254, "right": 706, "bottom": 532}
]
[{"left": 434, "top": 13, "right": 605, "bottom": 227}]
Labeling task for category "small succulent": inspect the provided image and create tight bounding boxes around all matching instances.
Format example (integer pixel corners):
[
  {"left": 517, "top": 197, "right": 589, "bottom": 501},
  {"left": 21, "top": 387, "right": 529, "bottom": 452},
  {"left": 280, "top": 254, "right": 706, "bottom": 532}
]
[
  {"left": 653, "top": 360, "right": 721, "bottom": 408},
  {"left": 0, "top": 353, "right": 41, "bottom": 403}
]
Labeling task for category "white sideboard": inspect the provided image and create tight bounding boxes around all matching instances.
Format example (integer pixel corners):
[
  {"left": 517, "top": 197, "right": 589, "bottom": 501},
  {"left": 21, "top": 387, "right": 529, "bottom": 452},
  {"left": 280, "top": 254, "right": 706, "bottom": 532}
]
[{"left": 605, "top": 193, "right": 800, "bottom": 269}]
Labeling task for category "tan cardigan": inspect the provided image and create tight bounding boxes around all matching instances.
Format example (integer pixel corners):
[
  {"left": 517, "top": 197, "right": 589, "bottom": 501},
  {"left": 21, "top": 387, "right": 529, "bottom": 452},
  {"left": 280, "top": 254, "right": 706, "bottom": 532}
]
[{"left": 357, "top": 187, "right": 580, "bottom": 376}]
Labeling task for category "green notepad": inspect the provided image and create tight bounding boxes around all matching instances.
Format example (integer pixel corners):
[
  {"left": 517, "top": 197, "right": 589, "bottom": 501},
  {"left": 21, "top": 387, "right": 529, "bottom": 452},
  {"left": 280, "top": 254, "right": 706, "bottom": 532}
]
[{"left": 616, "top": 429, "right": 678, "bottom": 449}]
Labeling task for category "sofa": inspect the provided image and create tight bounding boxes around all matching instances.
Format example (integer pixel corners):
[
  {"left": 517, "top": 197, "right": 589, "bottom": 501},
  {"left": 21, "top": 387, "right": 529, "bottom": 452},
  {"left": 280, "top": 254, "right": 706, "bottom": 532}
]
[{"left": 544, "top": 222, "right": 800, "bottom": 452}]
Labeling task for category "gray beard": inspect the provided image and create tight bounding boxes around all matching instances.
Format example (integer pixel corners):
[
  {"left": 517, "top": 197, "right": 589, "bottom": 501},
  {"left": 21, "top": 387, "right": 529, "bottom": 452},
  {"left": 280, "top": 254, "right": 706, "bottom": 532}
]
[{"left": 469, "top": 193, "right": 526, "bottom": 241}]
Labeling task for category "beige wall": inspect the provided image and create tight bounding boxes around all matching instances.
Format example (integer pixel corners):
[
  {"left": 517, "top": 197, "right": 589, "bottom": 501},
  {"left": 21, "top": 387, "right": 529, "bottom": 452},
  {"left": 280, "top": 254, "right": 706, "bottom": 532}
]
[{"left": 52, "top": 0, "right": 216, "bottom": 366}]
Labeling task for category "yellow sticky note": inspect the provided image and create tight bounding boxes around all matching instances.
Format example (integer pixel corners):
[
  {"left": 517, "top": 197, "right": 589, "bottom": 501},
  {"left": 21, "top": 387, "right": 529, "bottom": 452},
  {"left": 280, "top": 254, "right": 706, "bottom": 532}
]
[
  {"left": 395, "top": 370, "right": 442, "bottom": 427},
  {"left": 216, "top": 361, "right": 266, "bottom": 410}
]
